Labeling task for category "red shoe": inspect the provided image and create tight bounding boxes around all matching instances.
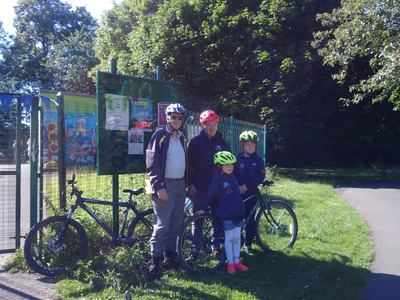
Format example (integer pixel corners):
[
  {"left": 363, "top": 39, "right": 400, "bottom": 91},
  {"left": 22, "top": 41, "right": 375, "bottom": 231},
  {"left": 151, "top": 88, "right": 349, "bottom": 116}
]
[
  {"left": 234, "top": 261, "right": 249, "bottom": 271},
  {"left": 227, "top": 264, "right": 236, "bottom": 274}
]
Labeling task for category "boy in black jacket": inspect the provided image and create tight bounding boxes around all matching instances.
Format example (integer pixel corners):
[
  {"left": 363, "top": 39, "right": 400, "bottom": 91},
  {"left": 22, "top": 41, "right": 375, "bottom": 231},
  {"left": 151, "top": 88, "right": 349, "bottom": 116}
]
[{"left": 235, "top": 131, "right": 265, "bottom": 255}]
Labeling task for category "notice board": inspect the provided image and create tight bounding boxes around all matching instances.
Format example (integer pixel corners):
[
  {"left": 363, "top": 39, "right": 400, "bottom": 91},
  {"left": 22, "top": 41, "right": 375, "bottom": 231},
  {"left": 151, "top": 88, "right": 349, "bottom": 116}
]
[{"left": 97, "top": 71, "right": 183, "bottom": 175}]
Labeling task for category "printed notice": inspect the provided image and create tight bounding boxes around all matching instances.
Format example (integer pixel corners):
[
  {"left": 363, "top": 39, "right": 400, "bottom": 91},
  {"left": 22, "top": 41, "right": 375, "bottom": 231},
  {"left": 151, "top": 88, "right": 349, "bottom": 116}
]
[
  {"left": 105, "top": 94, "right": 130, "bottom": 130},
  {"left": 128, "top": 129, "right": 144, "bottom": 154}
]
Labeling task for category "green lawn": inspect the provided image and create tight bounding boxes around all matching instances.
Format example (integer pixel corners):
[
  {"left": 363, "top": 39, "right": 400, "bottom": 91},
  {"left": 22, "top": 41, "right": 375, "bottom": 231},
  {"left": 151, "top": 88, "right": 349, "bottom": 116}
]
[
  {"left": 4, "top": 168, "right": 386, "bottom": 299},
  {"left": 57, "top": 171, "right": 374, "bottom": 300}
]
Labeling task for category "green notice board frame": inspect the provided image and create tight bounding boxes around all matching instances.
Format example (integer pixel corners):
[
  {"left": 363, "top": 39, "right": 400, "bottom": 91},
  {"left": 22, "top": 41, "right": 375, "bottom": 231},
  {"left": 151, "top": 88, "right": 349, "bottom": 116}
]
[{"left": 97, "top": 71, "right": 183, "bottom": 175}]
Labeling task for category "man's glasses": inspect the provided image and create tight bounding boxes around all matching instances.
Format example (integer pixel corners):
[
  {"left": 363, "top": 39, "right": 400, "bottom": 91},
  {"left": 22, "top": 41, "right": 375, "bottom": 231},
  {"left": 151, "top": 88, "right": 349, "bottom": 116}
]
[{"left": 170, "top": 115, "right": 184, "bottom": 121}]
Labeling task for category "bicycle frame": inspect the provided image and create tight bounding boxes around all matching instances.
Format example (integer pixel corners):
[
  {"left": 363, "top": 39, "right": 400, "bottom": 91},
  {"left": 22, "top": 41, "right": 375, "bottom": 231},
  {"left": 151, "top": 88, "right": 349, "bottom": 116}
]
[
  {"left": 241, "top": 187, "right": 281, "bottom": 234},
  {"left": 61, "top": 192, "right": 152, "bottom": 246}
]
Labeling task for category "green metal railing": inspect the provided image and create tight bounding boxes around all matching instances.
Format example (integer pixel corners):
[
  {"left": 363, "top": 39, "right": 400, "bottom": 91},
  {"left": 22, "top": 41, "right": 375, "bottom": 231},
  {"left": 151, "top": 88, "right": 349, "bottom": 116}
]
[{"left": 185, "top": 111, "right": 266, "bottom": 163}]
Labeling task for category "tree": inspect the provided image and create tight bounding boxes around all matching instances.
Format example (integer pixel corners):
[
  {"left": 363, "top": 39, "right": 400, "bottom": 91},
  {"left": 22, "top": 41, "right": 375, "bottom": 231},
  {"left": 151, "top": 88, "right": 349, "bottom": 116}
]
[
  {"left": 94, "top": 0, "right": 400, "bottom": 167},
  {"left": 46, "top": 26, "right": 99, "bottom": 94},
  {"left": 313, "top": 0, "right": 400, "bottom": 109},
  {"left": 0, "top": 0, "right": 97, "bottom": 93},
  {"left": 0, "top": 21, "right": 14, "bottom": 92},
  {"left": 93, "top": 0, "right": 162, "bottom": 75}
]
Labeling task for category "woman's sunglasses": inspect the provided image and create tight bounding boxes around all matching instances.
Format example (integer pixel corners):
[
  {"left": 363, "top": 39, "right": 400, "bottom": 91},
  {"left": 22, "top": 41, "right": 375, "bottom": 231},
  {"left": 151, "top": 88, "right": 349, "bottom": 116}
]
[{"left": 170, "top": 115, "right": 184, "bottom": 121}]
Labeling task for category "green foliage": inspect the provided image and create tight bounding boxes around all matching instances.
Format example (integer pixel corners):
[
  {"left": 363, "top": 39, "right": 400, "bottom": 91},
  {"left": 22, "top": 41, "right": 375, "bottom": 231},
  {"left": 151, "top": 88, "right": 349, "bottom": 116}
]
[
  {"left": 314, "top": 0, "right": 400, "bottom": 109},
  {"left": 60, "top": 246, "right": 148, "bottom": 293},
  {"left": 46, "top": 26, "right": 99, "bottom": 94},
  {"left": 0, "top": 0, "right": 97, "bottom": 93},
  {"left": 1, "top": 248, "right": 30, "bottom": 272}
]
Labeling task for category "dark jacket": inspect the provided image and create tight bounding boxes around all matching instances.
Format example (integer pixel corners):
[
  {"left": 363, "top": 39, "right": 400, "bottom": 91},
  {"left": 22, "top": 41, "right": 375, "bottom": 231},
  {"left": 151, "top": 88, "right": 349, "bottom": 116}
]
[
  {"left": 235, "top": 152, "right": 265, "bottom": 198},
  {"left": 145, "top": 126, "right": 188, "bottom": 194},
  {"left": 201, "top": 173, "right": 245, "bottom": 221},
  {"left": 187, "top": 129, "right": 231, "bottom": 189}
]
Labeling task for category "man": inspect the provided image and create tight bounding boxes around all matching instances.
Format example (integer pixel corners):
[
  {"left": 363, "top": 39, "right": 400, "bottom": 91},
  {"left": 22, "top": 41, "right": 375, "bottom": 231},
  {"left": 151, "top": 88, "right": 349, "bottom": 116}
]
[
  {"left": 186, "top": 110, "right": 231, "bottom": 259},
  {"left": 145, "top": 103, "right": 187, "bottom": 281}
]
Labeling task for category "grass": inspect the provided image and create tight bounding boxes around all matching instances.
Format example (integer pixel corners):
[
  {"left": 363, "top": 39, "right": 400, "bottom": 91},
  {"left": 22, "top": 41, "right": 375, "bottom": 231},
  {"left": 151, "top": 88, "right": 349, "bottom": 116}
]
[
  {"left": 275, "top": 167, "right": 400, "bottom": 184},
  {"left": 5, "top": 167, "right": 391, "bottom": 299}
]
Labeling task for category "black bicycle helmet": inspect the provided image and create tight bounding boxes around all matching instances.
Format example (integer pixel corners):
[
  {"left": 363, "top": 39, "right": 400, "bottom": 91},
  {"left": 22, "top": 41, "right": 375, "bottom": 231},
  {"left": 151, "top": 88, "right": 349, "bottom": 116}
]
[{"left": 239, "top": 130, "right": 259, "bottom": 143}]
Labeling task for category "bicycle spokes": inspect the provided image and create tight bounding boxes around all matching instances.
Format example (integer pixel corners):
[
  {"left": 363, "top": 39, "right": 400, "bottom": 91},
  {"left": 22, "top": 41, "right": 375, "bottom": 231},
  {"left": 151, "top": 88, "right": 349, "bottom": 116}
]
[{"left": 256, "top": 200, "right": 298, "bottom": 251}]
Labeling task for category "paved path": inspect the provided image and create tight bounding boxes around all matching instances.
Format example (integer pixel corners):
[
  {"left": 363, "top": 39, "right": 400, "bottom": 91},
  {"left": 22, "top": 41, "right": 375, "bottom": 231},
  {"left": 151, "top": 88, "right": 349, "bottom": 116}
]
[
  {"left": 336, "top": 181, "right": 400, "bottom": 300},
  {"left": 0, "top": 164, "right": 61, "bottom": 300}
]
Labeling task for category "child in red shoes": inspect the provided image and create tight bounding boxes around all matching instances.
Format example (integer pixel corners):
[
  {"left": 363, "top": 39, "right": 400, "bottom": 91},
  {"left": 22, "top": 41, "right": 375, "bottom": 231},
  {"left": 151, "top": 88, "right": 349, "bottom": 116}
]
[{"left": 197, "top": 151, "right": 249, "bottom": 274}]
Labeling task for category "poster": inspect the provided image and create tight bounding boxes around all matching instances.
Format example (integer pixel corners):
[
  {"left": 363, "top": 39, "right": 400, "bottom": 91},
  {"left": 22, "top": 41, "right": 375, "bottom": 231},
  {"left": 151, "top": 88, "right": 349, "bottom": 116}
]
[
  {"left": 43, "top": 110, "right": 97, "bottom": 165},
  {"left": 131, "top": 97, "right": 153, "bottom": 130},
  {"left": 128, "top": 129, "right": 144, "bottom": 154},
  {"left": 105, "top": 94, "right": 130, "bottom": 130},
  {"left": 158, "top": 102, "right": 170, "bottom": 126}
]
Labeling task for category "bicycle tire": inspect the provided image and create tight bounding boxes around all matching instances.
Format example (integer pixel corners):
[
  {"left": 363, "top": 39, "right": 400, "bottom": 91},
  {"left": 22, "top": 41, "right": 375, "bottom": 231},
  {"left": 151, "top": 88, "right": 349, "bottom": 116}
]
[
  {"left": 127, "top": 209, "right": 154, "bottom": 246},
  {"left": 255, "top": 200, "right": 298, "bottom": 252},
  {"left": 177, "top": 213, "right": 226, "bottom": 275},
  {"left": 24, "top": 216, "right": 88, "bottom": 277}
]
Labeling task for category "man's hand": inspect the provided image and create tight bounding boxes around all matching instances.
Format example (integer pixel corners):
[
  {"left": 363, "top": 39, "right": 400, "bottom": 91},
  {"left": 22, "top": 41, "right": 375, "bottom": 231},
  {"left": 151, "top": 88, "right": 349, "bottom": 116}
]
[
  {"left": 157, "top": 188, "right": 168, "bottom": 201},
  {"left": 239, "top": 184, "right": 247, "bottom": 194},
  {"left": 196, "top": 210, "right": 205, "bottom": 215},
  {"left": 188, "top": 185, "right": 197, "bottom": 197}
]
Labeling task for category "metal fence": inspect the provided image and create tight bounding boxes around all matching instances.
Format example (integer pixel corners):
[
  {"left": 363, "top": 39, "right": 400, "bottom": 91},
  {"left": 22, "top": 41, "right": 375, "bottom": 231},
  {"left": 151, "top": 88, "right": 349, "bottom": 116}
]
[
  {"left": 39, "top": 94, "right": 266, "bottom": 220},
  {"left": 185, "top": 111, "right": 266, "bottom": 160}
]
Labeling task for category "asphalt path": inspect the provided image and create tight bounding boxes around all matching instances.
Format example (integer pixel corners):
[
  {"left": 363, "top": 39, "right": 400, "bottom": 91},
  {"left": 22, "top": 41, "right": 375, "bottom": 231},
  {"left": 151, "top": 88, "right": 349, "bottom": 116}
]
[
  {"left": 0, "top": 164, "right": 61, "bottom": 300},
  {"left": 336, "top": 181, "right": 400, "bottom": 300}
]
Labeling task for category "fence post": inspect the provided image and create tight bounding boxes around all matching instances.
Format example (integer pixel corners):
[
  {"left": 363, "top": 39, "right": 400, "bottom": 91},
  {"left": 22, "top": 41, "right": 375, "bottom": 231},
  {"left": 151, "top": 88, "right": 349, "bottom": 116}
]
[
  {"left": 57, "top": 92, "right": 66, "bottom": 210},
  {"left": 110, "top": 58, "right": 119, "bottom": 235},
  {"left": 30, "top": 96, "right": 39, "bottom": 229},
  {"left": 263, "top": 124, "right": 267, "bottom": 165},
  {"left": 39, "top": 107, "right": 44, "bottom": 221},
  {"left": 15, "top": 97, "right": 21, "bottom": 248},
  {"left": 230, "top": 116, "right": 234, "bottom": 152}
]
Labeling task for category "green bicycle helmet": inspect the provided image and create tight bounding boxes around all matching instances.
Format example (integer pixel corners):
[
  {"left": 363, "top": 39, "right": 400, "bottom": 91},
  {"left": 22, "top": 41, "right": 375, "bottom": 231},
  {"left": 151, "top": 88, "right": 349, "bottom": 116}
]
[
  {"left": 214, "top": 151, "right": 237, "bottom": 165},
  {"left": 239, "top": 130, "right": 259, "bottom": 143}
]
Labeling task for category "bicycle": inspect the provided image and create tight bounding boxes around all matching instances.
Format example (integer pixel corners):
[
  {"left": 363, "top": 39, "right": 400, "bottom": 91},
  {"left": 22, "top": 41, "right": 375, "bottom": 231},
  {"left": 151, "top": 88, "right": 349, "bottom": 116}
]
[
  {"left": 24, "top": 174, "right": 154, "bottom": 277},
  {"left": 176, "top": 180, "right": 298, "bottom": 275}
]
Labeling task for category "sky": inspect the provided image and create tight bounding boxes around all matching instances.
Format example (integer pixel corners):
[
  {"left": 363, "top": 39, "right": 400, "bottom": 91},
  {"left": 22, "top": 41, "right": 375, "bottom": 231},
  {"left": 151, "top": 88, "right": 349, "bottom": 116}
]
[{"left": 0, "top": 0, "right": 121, "bottom": 34}]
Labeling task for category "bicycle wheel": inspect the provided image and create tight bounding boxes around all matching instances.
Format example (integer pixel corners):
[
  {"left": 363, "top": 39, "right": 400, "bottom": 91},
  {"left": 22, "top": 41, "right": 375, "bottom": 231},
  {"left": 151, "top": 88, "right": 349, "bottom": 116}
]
[
  {"left": 127, "top": 209, "right": 154, "bottom": 246},
  {"left": 177, "top": 213, "right": 226, "bottom": 275},
  {"left": 255, "top": 200, "right": 298, "bottom": 252},
  {"left": 24, "top": 216, "right": 88, "bottom": 277}
]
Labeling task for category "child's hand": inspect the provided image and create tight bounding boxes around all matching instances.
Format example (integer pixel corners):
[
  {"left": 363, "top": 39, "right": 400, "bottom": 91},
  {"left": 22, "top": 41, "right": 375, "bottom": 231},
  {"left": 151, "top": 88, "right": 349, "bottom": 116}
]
[{"left": 196, "top": 210, "right": 205, "bottom": 215}]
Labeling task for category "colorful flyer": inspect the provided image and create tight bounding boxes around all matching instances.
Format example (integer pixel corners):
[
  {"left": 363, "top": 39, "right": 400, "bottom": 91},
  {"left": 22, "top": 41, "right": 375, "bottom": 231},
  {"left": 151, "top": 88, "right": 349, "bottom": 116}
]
[
  {"left": 128, "top": 129, "right": 144, "bottom": 154},
  {"left": 105, "top": 94, "right": 130, "bottom": 131},
  {"left": 131, "top": 97, "right": 153, "bottom": 130},
  {"left": 158, "top": 102, "right": 170, "bottom": 126}
]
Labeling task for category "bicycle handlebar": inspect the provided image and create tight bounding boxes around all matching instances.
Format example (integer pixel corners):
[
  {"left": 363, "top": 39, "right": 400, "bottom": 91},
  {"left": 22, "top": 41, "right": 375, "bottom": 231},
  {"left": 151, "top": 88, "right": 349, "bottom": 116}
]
[{"left": 262, "top": 180, "right": 274, "bottom": 186}]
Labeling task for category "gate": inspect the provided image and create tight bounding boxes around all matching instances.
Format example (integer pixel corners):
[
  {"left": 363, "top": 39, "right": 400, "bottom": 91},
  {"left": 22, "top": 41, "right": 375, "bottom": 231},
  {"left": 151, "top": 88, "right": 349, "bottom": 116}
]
[
  {"left": 0, "top": 94, "right": 41, "bottom": 254},
  {"left": 0, "top": 95, "right": 23, "bottom": 253}
]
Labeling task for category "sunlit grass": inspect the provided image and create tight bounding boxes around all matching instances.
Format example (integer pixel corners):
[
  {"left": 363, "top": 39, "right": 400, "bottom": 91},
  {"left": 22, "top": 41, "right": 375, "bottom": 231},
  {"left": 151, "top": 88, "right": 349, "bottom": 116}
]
[{"left": 52, "top": 171, "right": 373, "bottom": 300}]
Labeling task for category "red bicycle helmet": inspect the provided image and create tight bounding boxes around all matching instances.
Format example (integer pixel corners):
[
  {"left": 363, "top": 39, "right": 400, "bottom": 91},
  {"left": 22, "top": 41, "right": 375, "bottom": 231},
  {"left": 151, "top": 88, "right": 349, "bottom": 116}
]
[{"left": 199, "top": 110, "right": 219, "bottom": 124}]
